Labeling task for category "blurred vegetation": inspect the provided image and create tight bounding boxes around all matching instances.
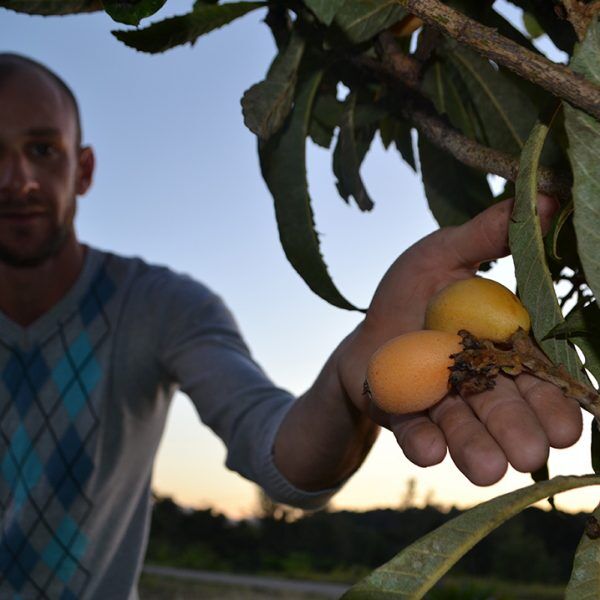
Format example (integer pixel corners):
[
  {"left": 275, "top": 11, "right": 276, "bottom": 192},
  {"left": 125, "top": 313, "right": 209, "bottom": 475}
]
[{"left": 146, "top": 492, "right": 587, "bottom": 587}]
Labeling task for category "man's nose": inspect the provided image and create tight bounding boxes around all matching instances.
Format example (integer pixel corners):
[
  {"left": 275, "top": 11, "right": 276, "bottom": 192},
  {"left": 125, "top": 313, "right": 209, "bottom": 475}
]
[{"left": 0, "top": 152, "right": 39, "bottom": 198}]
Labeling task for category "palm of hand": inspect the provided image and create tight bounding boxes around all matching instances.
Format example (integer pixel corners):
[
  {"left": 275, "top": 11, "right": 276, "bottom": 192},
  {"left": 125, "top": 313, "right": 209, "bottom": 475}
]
[{"left": 341, "top": 197, "right": 582, "bottom": 486}]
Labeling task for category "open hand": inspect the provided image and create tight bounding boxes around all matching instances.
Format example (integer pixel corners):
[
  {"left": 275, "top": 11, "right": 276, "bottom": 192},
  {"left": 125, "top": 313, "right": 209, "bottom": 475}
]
[{"left": 339, "top": 195, "right": 583, "bottom": 486}]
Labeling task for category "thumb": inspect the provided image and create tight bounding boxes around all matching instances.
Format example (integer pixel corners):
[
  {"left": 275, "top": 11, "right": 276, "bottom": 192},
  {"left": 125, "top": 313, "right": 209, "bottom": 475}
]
[{"left": 442, "top": 194, "right": 559, "bottom": 269}]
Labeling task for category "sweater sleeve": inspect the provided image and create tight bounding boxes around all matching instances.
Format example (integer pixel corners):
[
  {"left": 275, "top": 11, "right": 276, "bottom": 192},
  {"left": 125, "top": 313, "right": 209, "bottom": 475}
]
[{"left": 157, "top": 272, "right": 341, "bottom": 510}]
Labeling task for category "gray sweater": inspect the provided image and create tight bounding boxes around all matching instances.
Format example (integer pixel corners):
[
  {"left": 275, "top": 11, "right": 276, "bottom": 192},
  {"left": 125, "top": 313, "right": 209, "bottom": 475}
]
[{"left": 0, "top": 247, "right": 338, "bottom": 599}]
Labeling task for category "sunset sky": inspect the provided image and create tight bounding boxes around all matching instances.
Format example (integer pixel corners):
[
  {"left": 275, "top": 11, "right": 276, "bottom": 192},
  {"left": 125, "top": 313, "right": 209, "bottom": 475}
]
[{"left": 3, "top": 1, "right": 599, "bottom": 519}]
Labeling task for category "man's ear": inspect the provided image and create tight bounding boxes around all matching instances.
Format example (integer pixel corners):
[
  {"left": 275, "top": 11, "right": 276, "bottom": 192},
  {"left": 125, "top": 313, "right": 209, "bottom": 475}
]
[{"left": 76, "top": 146, "right": 95, "bottom": 195}]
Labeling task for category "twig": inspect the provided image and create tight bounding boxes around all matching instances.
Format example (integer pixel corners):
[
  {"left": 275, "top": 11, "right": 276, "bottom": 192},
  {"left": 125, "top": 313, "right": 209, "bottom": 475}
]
[
  {"left": 396, "top": 0, "right": 600, "bottom": 121},
  {"left": 352, "top": 53, "right": 573, "bottom": 200},
  {"left": 562, "top": 0, "right": 600, "bottom": 40}
]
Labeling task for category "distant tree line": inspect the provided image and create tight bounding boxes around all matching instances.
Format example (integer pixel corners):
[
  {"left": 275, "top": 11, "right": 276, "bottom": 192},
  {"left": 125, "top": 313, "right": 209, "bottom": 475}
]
[{"left": 146, "top": 493, "right": 588, "bottom": 585}]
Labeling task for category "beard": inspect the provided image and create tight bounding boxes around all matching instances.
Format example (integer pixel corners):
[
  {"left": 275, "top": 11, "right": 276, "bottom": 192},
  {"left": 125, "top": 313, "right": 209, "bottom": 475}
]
[{"left": 0, "top": 221, "right": 72, "bottom": 268}]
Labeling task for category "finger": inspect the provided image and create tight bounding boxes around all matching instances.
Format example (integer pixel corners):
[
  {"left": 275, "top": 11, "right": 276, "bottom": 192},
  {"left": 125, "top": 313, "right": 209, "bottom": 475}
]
[
  {"left": 464, "top": 375, "right": 550, "bottom": 474},
  {"left": 514, "top": 372, "right": 583, "bottom": 448},
  {"left": 439, "top": 194, "right": 560, "bottom": 270},
  {"left": 389, "top": 412, "right": 448, "bottom": 467},
  {"left": 429, "top": 394, "right": 508, "bottom": 486}
]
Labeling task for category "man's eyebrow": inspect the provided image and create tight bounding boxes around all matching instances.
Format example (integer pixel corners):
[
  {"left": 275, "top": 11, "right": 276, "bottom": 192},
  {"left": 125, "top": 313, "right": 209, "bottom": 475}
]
[{"left": 25, "top": 127, "right": 62, "bottom": 137}]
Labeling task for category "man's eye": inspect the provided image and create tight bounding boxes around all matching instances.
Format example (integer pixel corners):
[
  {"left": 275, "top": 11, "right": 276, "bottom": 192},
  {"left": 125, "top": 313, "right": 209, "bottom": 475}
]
[{"left": 29, "top": 143, "right": 57, "bottom": 158}]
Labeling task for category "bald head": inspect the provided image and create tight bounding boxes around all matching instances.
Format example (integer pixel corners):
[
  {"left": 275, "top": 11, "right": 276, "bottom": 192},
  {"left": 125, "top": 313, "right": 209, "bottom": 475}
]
[{"left": 0, "top": 53, "right": 82, "bottom": 148}]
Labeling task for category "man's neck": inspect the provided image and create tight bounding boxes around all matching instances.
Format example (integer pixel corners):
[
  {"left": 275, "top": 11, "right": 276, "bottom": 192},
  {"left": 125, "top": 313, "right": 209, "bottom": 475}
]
[{"left": 0, "top": 237, "right": 86, "bottom": 327}]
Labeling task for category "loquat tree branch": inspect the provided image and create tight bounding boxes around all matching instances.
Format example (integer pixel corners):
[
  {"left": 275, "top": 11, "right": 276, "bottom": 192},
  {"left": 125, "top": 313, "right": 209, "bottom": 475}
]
[
  {"left": 353, "top": 43, "right": 572, "bottom": 200},
  {"left": 562, "top": 0, "right": 600, "bottom": 40},
  {"left": 400, "top": 95, "right": 573, "bottom": 200},
  {"left": 396, "top": 0, "right": 600, "bottom": 121}
]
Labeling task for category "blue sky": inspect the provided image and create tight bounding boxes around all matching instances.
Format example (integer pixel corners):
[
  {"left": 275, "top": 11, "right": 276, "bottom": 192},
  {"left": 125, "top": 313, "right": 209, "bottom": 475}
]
[{"left": 2, "top": 1, "right": 597, "bottom": 517}]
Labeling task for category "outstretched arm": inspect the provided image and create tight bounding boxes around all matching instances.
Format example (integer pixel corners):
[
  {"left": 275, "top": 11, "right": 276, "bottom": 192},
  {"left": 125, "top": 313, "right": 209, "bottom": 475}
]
[{"left": 273, "top": 195, "right": 583, "bottom": 491}]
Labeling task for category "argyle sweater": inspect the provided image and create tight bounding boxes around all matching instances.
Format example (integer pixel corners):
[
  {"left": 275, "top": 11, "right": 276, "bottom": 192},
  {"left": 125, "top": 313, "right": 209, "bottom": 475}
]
[{"left": 0, "top": 247, "right": 338, "bottom": 599}]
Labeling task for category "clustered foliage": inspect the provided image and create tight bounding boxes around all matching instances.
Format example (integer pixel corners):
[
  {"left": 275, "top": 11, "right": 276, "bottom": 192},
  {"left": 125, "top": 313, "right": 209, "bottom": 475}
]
[
  {"left": 148, "top": 494, "right": 589, "bottom": 588},
  {"left": 4, "top": 0, "right": 600, "bottom": 597}
]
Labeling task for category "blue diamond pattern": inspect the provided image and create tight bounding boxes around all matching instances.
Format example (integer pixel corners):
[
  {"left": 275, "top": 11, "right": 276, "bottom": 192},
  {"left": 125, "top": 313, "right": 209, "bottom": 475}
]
[
  {"left": 46, "top": 426, "right": 93, "bottom": 510},
  {"left": 0, "top": 261, "right": 110, "bottom": 597},
  {"left": 52, "top": 333, "right": 101, "bottom": 419},
  {"left": 0, "top": 521, "right": 39, "bottom": 590},
  {"left": 2, "top": 348, "right": 49, "bottom": 418},
  {"left": 79, "top": 268, "right": 115, "bottom": 326},
  {"left": 1, "top": 427, "right": 42, "bottom": 507},
  {"left": 42, "top": 516, "right": 87, "bottom": 580}
]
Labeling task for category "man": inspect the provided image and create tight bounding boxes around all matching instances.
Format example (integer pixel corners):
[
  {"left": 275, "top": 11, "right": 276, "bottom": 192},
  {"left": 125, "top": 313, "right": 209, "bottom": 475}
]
[{"left": 0, "top": 53, "right": 582, "bottom": 599}]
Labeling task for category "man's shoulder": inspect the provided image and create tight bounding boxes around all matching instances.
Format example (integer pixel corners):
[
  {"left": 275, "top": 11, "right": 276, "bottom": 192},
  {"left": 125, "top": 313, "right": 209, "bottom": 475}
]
[{"left": 90, "top": 246, "right": 218, "bottom": 307}]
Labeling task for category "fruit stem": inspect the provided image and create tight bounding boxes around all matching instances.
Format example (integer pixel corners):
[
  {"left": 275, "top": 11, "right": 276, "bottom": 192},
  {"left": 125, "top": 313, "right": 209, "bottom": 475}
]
[{"left": 450, "top": 330, "right": 600, "bottom": 420}]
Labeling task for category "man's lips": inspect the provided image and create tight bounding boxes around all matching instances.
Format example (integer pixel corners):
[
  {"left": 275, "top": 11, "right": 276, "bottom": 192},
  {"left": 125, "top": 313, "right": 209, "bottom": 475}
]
[{"left": 0, "top": 212, "right": 46, "bottom": 223}]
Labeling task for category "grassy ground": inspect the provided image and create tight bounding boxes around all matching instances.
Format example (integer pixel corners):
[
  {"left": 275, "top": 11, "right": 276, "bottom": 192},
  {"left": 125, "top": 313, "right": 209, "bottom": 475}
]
[
  {"left": 139, "top": 572, "right": 566, "bottom": 600},
  {"left": 139, "top": 573, "right": 338, "bottom": 599}
]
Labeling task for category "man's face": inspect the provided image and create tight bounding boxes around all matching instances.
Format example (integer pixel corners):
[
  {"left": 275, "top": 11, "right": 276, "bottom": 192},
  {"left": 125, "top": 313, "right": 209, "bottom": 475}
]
[{"left": 0, "top": 69, "right": 92, "bottom": 267}]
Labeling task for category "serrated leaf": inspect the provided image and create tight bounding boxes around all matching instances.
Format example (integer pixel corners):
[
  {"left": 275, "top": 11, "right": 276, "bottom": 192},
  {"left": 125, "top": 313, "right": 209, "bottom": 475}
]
[
  {"left": 379, "top": 116, "right": 415, "bottom": 171},
  {"left": 418, "top": 136, "right": 494, "bottom": 227},
  {"left": 565, "top": 499, "right": 600, "bottom": 598},
  {"left": 259, "top": 70, "right": 360, "bottom": 311},
  {"left": 309, "top": 88, "right": 343, "bottom": 149},
  {"left": 509, "top": 119, "right": 585, "bottom": 382},
  {"left": 334, "top": 0, "right": 406, "bottom": 44},
  {"left": 112, "top": 2, "right": 265, "bottom": 53},
  {"left": 242, "top": 31, "right": 306, "bottom": 140},
  {"left": 0, "top": 0, "right": 101, "bottom": 14},
  {"left": 421, "top": 60, "right": 482, "bottom": 141},
  {"left": 102, "top": 0, "right": 165, "bottom": 25},
  {"left": 304, "top": 0, "right": 345, "bottom": 26},
  {"left": 333, "top": 92, "right": 376, "bottom": 211},
  {"left": 564, "top": 21, "right": 600, "bottom": 309},
  {"left": 445, "top": 45, "right": 537, "bottom": 156},
  {"left": 342, "top": 474, "right": 600, "bottom": 599}
]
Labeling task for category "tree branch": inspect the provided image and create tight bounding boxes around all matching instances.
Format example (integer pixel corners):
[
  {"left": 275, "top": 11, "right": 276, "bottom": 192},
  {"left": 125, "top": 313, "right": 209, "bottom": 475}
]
[
  {"left": 353, "top": 50, "right": 573, "bottom": 200},
  {"left": 562, "top": 0, "right": 600, "bottom": 40},
  {"left": 397, "top": 0, "right": 600, "bottom": 121}
]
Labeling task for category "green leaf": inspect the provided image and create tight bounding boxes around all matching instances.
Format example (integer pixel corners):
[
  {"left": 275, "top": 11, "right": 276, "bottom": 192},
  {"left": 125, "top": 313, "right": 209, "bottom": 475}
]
[
  {"left": 546, "top": 199, "right": 574, "bottom": 262},
  {"left": 334, "top": 0, "right": 406, "bottom": 44},
  {"left": 379, "top": 116, "right": 415, "bottom": 171},
  {"left": 523, "top": 11, "right": 544, "bottom": 39},
  {"left": 418, "top": 137, "right": 494, "bottom": 227},
  {"left": 304, "top": 0, "right": 345, "bottom": 26},
  {"left": 421, "top": 60, "right": 483, "bottom": 142},
  {"left": 259, "top": 70, "right": 360, "bottom": 311},
  {"left": 565, "top": 500, "right": 600, "bottom": 599},
  {"left": 546, "top": 302, "right": 600, "bottom": 384},
  {"left": 112, "top": 2, "right": 265, "bottom": 53},
  {"left": 593, "top": 422, "right": 600, "bottom": 474},
  {"left": 503, "top": 0, "right": 576, "bottom": 55},
  {"left": 531, "top": 462, "right": 555, "bottom": 509},
  {"left": 564, "top": 21, "right": 600, "bottom": 309},
  {"left": 509, "top": 119, "right": 585, "bottom": 382},
  {"left": 242, "top": 31, "right": 306, "bottom": 140},
  {"left": 333, "top": 92, "right": 376, "bottom": 211},
  {"left": 547, "top": 302, "right": 600, "bottom": 339},
  {"left": 309, "top": 88, "right": 343, "bottom": 149},
  {"left": 445, "top": 44, "right": 537, "bottom": 155},
  {"left": 0, "top": 0, "right": 102, "bottom": 15},
  {"left": 342, "top": 474, "right": 600, "bottom": 599},
  {"left": 102, "top": 0, "right": 165, "bottom": 25}
]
